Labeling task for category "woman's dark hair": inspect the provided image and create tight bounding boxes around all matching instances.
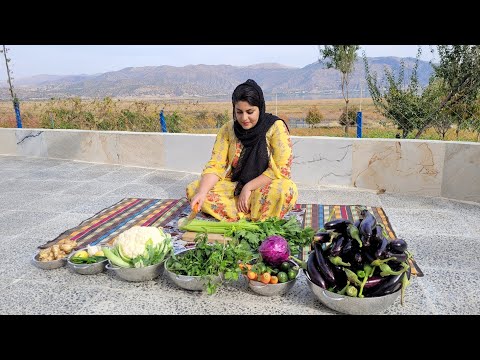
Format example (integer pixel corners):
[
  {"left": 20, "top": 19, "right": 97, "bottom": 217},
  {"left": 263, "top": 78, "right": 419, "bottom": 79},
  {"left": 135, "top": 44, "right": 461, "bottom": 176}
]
[{"left": 232, "top": 84, "right": 262, "bottom": 109}]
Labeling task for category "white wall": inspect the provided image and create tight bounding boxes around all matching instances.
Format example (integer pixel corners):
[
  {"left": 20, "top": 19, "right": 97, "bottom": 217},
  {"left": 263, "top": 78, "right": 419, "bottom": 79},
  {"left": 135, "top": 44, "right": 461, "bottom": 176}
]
[{"left": 1, "top": 128, "right": 478, "bottom": 203}]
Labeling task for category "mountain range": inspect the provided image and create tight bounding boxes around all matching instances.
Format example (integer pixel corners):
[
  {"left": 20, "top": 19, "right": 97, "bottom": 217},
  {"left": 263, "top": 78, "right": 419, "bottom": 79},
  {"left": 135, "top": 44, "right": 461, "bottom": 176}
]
[{"left": 0, "top": 57, "right": 434, "bottom": 101}]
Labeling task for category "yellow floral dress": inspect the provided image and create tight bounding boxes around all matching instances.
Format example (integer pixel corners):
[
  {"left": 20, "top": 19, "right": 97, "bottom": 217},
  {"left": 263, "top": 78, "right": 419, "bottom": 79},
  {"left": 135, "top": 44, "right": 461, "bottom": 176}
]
[{"left": 186, "top": 120, "right": 298, "bottom": 221}]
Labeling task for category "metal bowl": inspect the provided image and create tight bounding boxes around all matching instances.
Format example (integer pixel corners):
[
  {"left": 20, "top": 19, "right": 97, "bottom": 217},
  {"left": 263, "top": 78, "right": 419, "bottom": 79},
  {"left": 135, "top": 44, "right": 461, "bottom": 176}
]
[
  {"left": 164, "top": 250, "right": 223, "bottom": 291},
  {"left": 247, "top": 276, "right": 297, "bottom": 296},
  {"left": 66, "top": 248, "right": 108, "bottom": 275},
  {"left": 106, "top": 261, "right": 165, "bottom": 282},
  {"left": 304, "top": 270, "right": 400, "bottom": 314},
  {"left": 245, "top": 259, "right": 299, "bottom": 296},
  {"left": 31, "top": 253, "right": 66, "bottom": 270}
]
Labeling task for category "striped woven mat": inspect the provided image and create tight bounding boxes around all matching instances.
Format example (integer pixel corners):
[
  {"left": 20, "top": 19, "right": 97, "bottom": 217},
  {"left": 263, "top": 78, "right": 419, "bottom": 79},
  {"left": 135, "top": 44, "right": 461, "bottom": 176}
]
[{"left": 40, "top": 198, "right": 396, "bottom": 253}]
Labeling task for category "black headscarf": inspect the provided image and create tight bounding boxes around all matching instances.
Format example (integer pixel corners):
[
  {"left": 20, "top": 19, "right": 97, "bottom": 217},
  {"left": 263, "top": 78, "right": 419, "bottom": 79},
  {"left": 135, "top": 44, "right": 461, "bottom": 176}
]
[{"left": 231, "top": 79, "right": 288, "bottom": 196}]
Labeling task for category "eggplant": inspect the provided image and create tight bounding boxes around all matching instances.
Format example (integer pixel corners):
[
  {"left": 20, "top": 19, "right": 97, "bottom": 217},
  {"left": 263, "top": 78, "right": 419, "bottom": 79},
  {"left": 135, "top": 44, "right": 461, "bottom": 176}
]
[
  {"left": 353, "top": 252, "right": 363, "bottom": 266},
  {"left": 363, "top": 275, "right": 387, "bottom": 289},
  {"left": 365, "top": 266, "right": 411, "bottom": 297},
  {"left": 330, "top": 264, "right": 348, "bottom": 289},
  {"left": 313, "top": 242, "right": 336, "bottom": 284},
  {"left": 340, "top": 238, "right": 353, "bottom": 256},
  {"left": 313, "top": 231, "right": 331, "bottom": 244},
  {"left": 363, "top": 249, "right": 376, "bottom": 264},
  {"left": 374, "top": 237, "right": 388, "bottom": 259},
  {"left": 323, "top": 219, "right": 352, "bottom": 232},
  {"left": 330, "top": 235, "right": 345, "bottom": 257},
  {"left": 306, "top": 252, "right": 327, "bottom": 288},
  {"left": 387, "top": 238, "right": 408, "bottom": 253},
  {"left": 354, "top": 219, "right": 361, "bottom": 229},
  {"left": 359, "top": 211, "right": 377, "bottom": 241}
]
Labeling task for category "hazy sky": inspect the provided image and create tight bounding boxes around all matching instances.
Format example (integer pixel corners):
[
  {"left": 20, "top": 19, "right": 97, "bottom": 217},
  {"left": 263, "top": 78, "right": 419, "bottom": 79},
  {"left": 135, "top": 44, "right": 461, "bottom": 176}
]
[{"left": 0, "top": 45, "right": 435, "bottom": 81}]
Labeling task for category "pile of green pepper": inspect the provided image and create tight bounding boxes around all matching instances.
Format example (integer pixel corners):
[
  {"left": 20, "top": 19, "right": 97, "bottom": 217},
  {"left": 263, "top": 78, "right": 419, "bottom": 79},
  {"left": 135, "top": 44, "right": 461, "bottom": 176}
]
[{"left": 302, "top": 209, "right": 415, "bottom": 305}]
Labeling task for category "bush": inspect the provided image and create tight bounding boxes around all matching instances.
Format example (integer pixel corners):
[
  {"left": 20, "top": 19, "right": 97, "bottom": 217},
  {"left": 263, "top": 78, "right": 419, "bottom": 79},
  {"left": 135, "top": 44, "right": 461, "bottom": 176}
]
[
  {"left": 305, "top": 106, "right": 324, "bottom": 128},
  {"left": 338, "top": 105, "right": 359, "bottom": 126}
]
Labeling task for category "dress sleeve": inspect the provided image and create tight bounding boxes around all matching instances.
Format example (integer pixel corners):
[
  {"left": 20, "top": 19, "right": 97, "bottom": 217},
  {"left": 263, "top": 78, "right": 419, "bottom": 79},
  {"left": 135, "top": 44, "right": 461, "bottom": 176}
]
[
  {"left": 262, "top": 120, "right": 293, "bottom": 180},
  {"left": 202, "top": 122, "right": 230, "bottom": 179}
]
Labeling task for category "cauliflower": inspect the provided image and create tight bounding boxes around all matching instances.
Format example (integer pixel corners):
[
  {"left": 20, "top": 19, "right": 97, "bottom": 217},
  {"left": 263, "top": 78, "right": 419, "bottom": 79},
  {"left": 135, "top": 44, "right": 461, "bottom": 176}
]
[{"left": 113, "top": 226, "right": 169, "bottom": 259}]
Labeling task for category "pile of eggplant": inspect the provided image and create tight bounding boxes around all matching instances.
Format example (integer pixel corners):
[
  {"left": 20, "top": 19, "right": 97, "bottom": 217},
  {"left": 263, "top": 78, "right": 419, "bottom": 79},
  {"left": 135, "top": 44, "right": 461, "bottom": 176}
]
[{"left": 305, "top": 209, "right": 412, "bottom": 305}]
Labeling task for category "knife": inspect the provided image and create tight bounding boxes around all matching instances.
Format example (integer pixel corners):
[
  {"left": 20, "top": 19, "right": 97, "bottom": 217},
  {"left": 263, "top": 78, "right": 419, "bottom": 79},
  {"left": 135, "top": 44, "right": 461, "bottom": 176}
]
[
  {"left": 409, "top": 258, "right": 424, "bottom": 277},
  {"left": 182, "top": 203, "right": 199, "bottom": 226}
]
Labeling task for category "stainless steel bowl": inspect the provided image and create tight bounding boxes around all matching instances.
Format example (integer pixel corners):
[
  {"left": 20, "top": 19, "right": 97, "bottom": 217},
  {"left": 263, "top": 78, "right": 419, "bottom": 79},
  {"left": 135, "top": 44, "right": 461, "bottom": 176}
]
[
  {"left": 31, "top": 253, "right": 66, "bottom": 270},
  {"left": 246, "top": 259, "right": 299, "bottom": 296},
  {"left": 164, "top": 250, "right": 222, "bottom": 291},
  {"left": 66, "top": 249, "right": 108, "bottom": 275},
  {"left": 304, "top": 270, "right": 400, "bottom": 314},
  {"left": 247, "top": 277, "right": 297, "bottom": 296},
  {"left": 106, "top": 261, "right": 165, "bottom": 282}
]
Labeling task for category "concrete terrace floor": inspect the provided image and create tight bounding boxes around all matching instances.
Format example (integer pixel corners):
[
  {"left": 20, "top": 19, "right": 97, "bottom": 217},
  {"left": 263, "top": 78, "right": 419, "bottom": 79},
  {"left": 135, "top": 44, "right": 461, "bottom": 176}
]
[{"left": 0, "top": 154, "right": 479, "bottom": 315}]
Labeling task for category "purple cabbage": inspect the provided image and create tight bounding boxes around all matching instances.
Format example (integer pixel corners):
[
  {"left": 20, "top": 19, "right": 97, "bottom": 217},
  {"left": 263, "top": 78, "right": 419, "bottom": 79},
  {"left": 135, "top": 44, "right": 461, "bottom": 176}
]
[{"left": 258, "top": 235, "right": 291, "bottom": 266}]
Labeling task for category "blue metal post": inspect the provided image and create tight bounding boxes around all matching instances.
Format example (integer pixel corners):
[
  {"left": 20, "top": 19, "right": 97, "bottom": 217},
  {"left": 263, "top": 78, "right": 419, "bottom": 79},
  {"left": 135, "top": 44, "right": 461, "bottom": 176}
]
[
  {"left": 356, "top": 111, "right": 362, "bottom": 138},
  {"left": 14, "top": 99, "right": 22, "bottom": 128},
  {"left": 159, "top": 110, "right": 167, "bottom": 132}
]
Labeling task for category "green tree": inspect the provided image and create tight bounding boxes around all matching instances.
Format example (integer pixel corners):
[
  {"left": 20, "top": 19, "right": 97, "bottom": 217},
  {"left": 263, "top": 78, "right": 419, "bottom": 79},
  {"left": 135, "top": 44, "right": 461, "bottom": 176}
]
[
  {"left": 363, "top": 47, "right": 429, "bottom": 138},
  {"left": 318, "top": 45, "right": 360, "bottom": 136},
  {"left": 415, "top": 45, "right": 480, "bottom": 138},
  {"left": 305, "top": 106, "right": 324, "bottom": 128}
]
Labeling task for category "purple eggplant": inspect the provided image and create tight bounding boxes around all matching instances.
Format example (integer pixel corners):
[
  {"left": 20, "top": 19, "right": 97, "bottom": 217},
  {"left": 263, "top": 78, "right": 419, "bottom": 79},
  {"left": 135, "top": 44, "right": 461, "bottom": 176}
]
[
  {"left": 313, "top": 242, "right": 336, "bottom": 284},
  {"left": 387, "top": 238, "right": 408, "bottom": 253},
  {"left": 359, "top": 211, "right": 377, "bottom": 243},
  {"left": 306, "top": 252, "right": 327, "bottom": 288},
  {"left": 330, "top": 236, "right": 345, "bottom": 257},
  {"left": 363, "top": 275, "right": 387, "bottom": 289},
  {"left": 374, "top": 237, "right": 388, "bottom": 259},
  {"left": 323, "top": 219, "right": 352, "bottom": 232},
  {"left": 340, "top": 238, "right": 353, "bottom": 256},
  {"left": 365, "top": 266, "right": 411, "bottom": 297}
]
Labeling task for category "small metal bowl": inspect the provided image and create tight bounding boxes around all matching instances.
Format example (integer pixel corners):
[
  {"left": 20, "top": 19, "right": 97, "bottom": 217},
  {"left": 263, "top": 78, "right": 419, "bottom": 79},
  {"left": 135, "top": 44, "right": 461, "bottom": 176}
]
[
  {"left": 31, "top": 253, "right": 66, "bottom": 270},
  {"left": 66, "top": 249, "right": 108, "bottom": 275},
  {"left": 245, "top": 259, "right": 299, "bottom": 296},
  {"left": 304, "top": 270, "right": 400, "bottom": 314},
  {"left": 247, "top": 277, "right": 297, "bottom": 296},
  {"left": 164, "top": 250, "right": 223, "bottom": 291},
  {"left": 106, "top": 261, "right": 165, "bottom": 282}
]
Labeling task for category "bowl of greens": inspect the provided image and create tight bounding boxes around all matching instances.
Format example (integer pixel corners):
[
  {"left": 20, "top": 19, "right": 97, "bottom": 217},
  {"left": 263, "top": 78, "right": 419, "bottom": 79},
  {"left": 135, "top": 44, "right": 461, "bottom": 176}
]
[
  {"left": 67, "top": 246, "right": 108, "bottom": 275},
  {"left": 164, "top": 234, "right": 253, "bottom": 294},
  {"left": 165, "top": 249, "right": 224, "bottom": 292}
]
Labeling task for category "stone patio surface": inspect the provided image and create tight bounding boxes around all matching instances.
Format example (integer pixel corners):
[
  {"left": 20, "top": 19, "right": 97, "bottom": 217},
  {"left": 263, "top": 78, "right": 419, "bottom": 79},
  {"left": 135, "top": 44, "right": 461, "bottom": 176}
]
[{"left": 1, "top": 155, "right": 479, "bottom": 315}]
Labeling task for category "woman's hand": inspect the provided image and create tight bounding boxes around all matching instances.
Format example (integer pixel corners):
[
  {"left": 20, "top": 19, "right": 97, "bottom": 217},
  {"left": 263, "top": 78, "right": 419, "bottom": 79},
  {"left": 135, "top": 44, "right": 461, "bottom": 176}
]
[
  {"left": 237, "top": 188, "right": 252, "bottom": 214},
  {"left": 191, "top": 192, "right": 206, "bottom": 213}
]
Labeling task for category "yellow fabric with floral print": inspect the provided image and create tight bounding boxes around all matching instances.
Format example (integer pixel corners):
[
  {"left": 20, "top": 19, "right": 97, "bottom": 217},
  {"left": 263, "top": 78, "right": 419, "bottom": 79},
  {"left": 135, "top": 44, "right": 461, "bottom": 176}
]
[{"left": 186, "top": 120, "right": 298, "bottom": 221}]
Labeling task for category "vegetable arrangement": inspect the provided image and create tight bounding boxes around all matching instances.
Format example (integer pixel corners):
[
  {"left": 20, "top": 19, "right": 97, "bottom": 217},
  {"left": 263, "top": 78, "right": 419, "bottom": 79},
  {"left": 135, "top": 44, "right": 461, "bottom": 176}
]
[
  {"left": 180, "top": 216, "right": 315, "bottom": 252},
  {"left": 166, "top": 233, "right": 255, "bottom": 294},
  {"left": 102, "top": 226, "right": 173, "bottom": 268},
  {"left": 303, "top": 209, "right": 415, "bottom": 305}
]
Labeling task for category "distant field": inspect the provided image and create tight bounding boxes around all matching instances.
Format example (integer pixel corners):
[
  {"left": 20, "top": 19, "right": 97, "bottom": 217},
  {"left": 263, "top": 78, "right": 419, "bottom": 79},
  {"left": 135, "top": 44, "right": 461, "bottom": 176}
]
[{"left": 0, "top": 98, "right": 477, "bottom": 141}]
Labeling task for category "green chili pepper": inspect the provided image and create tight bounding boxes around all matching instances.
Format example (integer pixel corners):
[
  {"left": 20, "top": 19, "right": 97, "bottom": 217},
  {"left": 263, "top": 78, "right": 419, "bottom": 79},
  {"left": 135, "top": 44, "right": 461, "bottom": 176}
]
[
  {"left": 347, "top": 224, "right": 362, "bottom": 248},
  {"left": 379, "top": 262, "right": 407, "bottom": 277},
  {"left": 371, "top": 257, "right": 397, "bottom": 267},
  {"left": 358, "top": 264, "right": 374, "bottom": 298},
  {"left": 401, "top": 271, "right": 410, "bottom": 305},
  {"left": 329, "top": 256, "right": 351, "bottom": 267},
  {"left": 346, "top": 285, "right": 358, "bottom": 297},
  {"left": 344, "top": 268, "right": 362, "bottom": 286}
]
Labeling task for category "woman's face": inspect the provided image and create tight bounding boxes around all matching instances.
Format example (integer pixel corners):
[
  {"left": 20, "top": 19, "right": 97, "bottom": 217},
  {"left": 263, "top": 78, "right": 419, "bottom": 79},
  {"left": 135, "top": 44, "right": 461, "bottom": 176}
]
[{"left": 234, "top": 101, "right": 259, "bottom": 130}]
